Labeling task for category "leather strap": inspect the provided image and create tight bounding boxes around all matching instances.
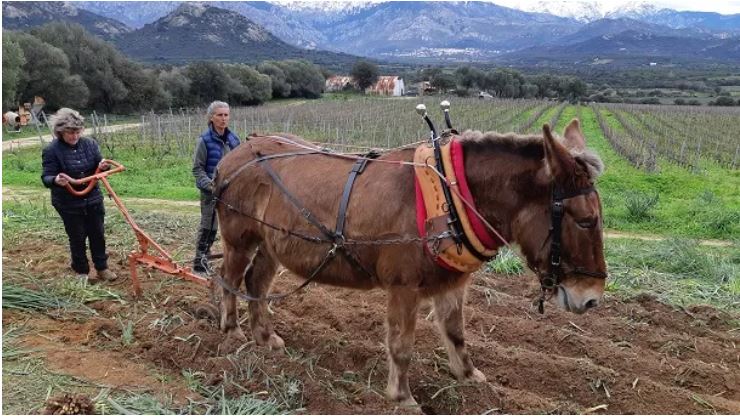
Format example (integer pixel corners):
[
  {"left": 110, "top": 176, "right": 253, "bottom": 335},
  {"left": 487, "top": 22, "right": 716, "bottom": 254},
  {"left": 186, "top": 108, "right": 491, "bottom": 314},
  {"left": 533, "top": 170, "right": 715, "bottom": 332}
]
[
  {"left": 335, "top": 157, "right": 370, "bottom": 238},
  {"left": 257, "top": 156, "right": 376, "bottom": 280}
]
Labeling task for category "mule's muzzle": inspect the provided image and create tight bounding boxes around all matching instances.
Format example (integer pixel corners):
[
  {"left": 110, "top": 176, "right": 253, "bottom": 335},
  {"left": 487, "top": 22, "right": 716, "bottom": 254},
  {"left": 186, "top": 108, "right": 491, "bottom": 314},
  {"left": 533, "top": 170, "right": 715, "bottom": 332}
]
[{"left": 557, "top": 284, "right": 603, "bottom": 314}]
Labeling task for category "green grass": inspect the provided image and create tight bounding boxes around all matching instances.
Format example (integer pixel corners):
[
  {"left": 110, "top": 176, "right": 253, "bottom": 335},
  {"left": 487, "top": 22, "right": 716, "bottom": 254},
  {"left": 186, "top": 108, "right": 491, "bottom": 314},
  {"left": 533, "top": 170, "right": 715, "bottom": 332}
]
[
  {"left": 2, "top": 125, "right": 50, "bottom": 140},
  {"left": 605, "top": 237, "right": 739, "bottom": 311},
  {"left": 3, "top": 146, "right": 198, "bottom": 201},
  {"left": 486, "top": 247, "right": 525, "bottom": 275},
  {"left": 579, "top": 106, "right": 739, "bottom": 240}
]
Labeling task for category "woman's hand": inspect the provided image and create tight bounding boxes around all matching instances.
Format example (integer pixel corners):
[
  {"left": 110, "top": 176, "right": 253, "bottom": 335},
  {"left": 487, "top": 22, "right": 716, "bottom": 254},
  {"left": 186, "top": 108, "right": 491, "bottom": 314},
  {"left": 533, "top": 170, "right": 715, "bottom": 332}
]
[
  {"left": 54, "top": 173, "right": 72, "bottom": 186},
  {"left": 98, "top": 159, "right": 110, "bottom": 171}
]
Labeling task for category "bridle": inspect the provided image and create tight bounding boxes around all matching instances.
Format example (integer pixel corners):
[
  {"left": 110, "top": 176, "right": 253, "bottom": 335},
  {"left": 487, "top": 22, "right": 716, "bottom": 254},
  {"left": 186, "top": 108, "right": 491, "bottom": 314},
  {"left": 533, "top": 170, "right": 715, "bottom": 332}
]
[{"left": 537, "top": 185, "right": 608, "bottom": 313}]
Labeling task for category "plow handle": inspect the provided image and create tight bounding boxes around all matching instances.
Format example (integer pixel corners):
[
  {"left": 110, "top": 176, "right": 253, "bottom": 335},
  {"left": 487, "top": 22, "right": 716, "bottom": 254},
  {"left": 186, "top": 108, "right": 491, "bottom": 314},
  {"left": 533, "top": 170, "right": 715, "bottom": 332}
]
[{"left": 64, "top": 160, "right": 125, "bottom": 196}]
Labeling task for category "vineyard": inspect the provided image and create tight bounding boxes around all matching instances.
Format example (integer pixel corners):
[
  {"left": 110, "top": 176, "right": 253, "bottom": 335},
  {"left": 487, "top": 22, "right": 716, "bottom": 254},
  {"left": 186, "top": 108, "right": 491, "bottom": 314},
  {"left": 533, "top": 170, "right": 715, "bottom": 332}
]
[
  {"left": 3, "top": 96, "right": 739, "bottom": 414},
  {"left": 594, "top": 103, "right": 740, "bottom": 171},
  {"left": 90, "top": 98, "right": 739, "bottom": 173}
]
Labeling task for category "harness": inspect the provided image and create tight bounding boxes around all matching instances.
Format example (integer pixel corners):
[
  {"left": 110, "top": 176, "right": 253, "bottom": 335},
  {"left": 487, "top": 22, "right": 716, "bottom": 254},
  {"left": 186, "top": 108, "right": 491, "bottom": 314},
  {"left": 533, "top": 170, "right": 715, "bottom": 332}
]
[
  {"left": 537, "top": 185, "right": 608, "bottom": 313},
  {"left": 211, "top": 144, "right": 386, "bottom": 302},
  {"left": 211, "top": 115, "right": 606, "bottom": 313},
  {"left": 414, "top": 134, "right": 501, "bottom": 273}
]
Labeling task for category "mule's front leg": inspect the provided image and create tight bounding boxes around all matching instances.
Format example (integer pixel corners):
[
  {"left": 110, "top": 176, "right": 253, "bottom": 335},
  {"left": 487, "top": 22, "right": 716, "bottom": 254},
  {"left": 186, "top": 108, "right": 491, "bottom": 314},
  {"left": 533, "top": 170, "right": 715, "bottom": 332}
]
[
  {"left": 386, "top": 288, "right": 420, "bottom": 405},
  {"left": 244, "top": 246, "right": 283, "bottom": 349},
  {"left": 433, "top": 284, "right": 486, "bottom": 383},
  {"left": 220, "top": 244, "right": 250, "bottom": 343}
]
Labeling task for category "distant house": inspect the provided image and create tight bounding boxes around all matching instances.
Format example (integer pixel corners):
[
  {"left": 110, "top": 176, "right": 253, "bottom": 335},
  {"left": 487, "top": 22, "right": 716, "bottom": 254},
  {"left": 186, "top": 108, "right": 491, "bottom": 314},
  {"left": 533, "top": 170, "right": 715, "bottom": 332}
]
[
  {"left": 325, "top": 76, "right": 356, "bottom": 92},
  {"left": 366, "top": 76, "right": 405, "bottom": 97}
]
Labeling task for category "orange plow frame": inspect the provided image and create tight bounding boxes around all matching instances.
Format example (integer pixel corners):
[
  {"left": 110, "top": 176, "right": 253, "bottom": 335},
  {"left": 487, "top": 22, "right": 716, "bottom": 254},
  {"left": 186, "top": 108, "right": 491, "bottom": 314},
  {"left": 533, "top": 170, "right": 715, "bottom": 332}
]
[{"left": 65, "top": 160, "right": 211, "bottom": 296}]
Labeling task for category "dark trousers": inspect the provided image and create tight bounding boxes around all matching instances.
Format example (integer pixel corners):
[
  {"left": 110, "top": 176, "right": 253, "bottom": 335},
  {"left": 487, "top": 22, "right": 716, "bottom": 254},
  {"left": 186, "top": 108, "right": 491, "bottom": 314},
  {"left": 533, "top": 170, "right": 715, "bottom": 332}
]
[{"left": 55, "top": 203, "right": 108, "bottom": 274}]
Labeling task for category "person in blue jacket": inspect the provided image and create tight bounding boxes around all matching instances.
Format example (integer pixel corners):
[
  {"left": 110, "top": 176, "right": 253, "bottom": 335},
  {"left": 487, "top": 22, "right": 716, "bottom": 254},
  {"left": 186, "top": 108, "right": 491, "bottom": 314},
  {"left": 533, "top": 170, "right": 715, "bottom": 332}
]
[
  {"left": 41, "top": 108, "right": 117, "bottom": 283},
  {"left": 191, "top": 101, "right": 240, "bottom": 273}
]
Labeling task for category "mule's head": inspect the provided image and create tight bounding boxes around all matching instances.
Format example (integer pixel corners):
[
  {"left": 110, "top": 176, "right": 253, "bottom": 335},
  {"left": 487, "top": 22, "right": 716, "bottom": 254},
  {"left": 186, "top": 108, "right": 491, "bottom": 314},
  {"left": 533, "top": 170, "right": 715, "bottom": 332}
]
[{"left": 516, "top": 119, "right": 607, "bottom": 314}]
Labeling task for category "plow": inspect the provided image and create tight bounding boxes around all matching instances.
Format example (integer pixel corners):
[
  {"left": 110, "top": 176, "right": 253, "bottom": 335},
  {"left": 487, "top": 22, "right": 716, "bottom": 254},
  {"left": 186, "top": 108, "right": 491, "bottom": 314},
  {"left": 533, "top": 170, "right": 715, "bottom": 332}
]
[{"left": 63, "top": 160, "right": 220, "bottom": 318}]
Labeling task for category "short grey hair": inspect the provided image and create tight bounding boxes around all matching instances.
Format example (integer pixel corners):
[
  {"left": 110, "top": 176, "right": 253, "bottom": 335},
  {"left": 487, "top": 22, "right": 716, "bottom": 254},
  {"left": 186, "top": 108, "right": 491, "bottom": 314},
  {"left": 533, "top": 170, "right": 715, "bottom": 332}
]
[
  {"left": 50, "top": 108, "right": 84, "bottom": 137},
  {"left": 206, "top": 101, "right": 229, "bottom": 124}
]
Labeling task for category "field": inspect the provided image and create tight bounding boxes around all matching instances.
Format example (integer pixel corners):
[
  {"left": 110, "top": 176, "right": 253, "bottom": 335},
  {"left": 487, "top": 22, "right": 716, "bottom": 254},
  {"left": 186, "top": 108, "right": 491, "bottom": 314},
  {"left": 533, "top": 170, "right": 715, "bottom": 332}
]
[{"left": 3, "top": 97, "right": 739, "bottom": 414}]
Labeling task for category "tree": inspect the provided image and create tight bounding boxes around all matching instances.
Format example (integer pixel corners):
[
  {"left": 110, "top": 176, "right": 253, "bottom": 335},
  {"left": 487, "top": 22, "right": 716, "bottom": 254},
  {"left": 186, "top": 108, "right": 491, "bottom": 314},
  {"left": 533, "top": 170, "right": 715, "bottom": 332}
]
[
  {"left": 257, "top": 61, "right": 291, "bottom": 98},
  {"left": 430, "top": 72, "right": 456, "bottom": 92},
  {"left": 455, "top": 66, "right": 485, "bottom": 90},
  {"left": 159, "top": 67, "right": 193, "bottom": 108},
  {"left": 8, "top": 31, "right": 88, "bottom": 110},
  {"left": 2, "top": 34, "right": 26, "bottom": 109},
  {"left": 521, "top": 83, "right": 539, "bottom": 99},
  {"left": 224, "top": 64, "right": 272, "bottom": 105},
  {"left": 268, "top": 60, "right": 324, "bottom": 99},
  {"left": 32, "top": 23, "right": 127, "bottom": 111},
  {"left": 115, "top": 63, "right": 170, "bottom": 112},
  {"left": 350, "top": 60, "right": 379, "bottom": 92},
  {"left": 32, "top": 22, "right": 168, "bottom": 112},
  {"left": 711, "top": 96, "right": 735, "bottom": 106},
  {"left": 557, "top": 77, "right": 587, "bottom": 102},
  {"left": 184, "top": 61, "right": 241, "bottom": 104}
]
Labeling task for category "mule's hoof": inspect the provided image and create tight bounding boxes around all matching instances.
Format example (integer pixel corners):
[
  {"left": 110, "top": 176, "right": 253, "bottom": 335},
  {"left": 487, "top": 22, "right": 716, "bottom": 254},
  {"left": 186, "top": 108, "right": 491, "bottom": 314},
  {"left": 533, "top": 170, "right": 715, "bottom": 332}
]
[
  {"left": 386, "top": 388, "right": 418, "bottom": 406},
  {"left": 467, "top": 368, "right": 487, "bottom": 383},
  {"left": 226, "top": 327, "right": 249, "bottom": 343},
  {"left": 266, "top": 333, "right": 285, "bottom": 350},
  {"left": 399, "top": 396, "right": 419, "bottom": 407}
]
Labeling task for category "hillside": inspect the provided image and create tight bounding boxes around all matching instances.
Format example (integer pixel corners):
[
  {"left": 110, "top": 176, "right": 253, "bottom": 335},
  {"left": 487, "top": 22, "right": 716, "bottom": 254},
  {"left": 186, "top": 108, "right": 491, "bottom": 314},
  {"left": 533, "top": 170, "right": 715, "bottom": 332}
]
[
  {"left": 2, "top": 1, "right": 131, "bottom": 40},
  {"left": 114, "top": 3, "right": 361, "bottom": 69}
]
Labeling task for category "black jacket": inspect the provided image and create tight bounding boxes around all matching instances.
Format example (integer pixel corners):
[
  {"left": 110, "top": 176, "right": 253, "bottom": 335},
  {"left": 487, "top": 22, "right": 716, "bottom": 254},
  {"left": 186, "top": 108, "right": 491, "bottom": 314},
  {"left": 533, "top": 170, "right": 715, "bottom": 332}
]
[{"left": 41, "top": 137, "right": 104, "bottom": 211}]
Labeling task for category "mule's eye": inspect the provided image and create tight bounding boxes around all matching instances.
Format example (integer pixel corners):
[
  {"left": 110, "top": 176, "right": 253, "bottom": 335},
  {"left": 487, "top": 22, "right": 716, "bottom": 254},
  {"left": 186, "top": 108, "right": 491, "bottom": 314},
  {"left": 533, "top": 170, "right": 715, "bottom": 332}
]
[{"left": 576, "top": 218, "right": 597, "bottom": 229}]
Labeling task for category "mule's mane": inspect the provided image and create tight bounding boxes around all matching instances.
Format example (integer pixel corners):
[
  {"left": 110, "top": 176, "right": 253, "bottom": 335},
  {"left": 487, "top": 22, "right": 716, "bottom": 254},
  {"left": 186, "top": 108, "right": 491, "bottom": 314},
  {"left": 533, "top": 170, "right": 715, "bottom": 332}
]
[{"left": 459, "top": 129, "right": 604, "bottom": 179}]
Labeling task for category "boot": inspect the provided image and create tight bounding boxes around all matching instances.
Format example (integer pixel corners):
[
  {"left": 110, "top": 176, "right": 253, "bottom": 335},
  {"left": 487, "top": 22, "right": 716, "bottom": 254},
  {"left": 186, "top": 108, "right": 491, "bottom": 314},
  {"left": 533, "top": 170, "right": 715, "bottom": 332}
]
[
  {"left": 97, "top": 269, "right": 118, "bottom": 281},
  {"left": 193, "top": 228, "right": 212, "bottom": 273}
]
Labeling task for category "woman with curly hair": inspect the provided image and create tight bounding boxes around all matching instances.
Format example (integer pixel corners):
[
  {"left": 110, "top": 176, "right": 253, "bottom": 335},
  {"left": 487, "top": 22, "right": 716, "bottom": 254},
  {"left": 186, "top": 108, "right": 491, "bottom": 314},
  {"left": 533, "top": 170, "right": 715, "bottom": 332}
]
[{"left": 41, "top": 108, "right": 117, "bottom": 283}]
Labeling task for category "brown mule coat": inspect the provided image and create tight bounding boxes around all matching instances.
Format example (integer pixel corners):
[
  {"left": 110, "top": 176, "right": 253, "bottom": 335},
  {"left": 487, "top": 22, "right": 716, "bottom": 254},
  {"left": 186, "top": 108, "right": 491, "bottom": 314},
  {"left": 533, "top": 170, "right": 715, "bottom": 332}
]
[{"left": 213, "top": 122, "right": 606, "bottom": 403}]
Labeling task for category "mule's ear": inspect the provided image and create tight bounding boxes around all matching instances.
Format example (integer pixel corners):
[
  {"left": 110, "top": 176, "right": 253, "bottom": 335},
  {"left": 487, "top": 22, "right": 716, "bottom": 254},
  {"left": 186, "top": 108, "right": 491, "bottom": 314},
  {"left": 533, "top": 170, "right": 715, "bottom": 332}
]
[
  {"left": 542, "top": 123, "right": 572, "bottom": 180},
  {"left": 562, "top": 118, "right": 586, "bottom": 151}
]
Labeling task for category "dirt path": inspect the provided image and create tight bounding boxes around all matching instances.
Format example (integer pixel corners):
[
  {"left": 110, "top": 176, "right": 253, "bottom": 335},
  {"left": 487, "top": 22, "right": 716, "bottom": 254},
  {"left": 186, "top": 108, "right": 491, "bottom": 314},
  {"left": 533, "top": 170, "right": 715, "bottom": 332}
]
[{"left": 2, "top": 123, "right": 140, "bottom": 152}]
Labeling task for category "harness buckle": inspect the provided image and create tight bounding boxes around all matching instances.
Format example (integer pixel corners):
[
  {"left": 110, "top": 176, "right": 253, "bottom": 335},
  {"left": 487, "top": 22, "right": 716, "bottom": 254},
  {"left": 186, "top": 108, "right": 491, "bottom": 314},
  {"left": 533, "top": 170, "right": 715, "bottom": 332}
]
[
  {"left": 541, "top": 275, "right": 557, "bottom": 290},
  {"left": 328, "top": 243, "right": 339, "bottom": 258},
  {"left": 552, "top": 201, "right": 564, "bottom": 217}
]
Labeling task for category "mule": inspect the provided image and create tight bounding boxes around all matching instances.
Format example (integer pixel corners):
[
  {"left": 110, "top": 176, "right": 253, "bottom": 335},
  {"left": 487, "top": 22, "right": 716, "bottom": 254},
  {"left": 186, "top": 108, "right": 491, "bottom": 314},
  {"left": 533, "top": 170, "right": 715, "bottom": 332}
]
[{"left": 213, "top": 119, "right": 607, "bottom": 404}]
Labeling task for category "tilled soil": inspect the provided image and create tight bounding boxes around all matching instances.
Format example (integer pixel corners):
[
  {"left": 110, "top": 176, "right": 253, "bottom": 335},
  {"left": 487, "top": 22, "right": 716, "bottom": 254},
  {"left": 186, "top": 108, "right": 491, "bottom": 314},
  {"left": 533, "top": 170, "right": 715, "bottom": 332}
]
[{"left": 3, "top": 239, "right": 739, "bottom": 414}]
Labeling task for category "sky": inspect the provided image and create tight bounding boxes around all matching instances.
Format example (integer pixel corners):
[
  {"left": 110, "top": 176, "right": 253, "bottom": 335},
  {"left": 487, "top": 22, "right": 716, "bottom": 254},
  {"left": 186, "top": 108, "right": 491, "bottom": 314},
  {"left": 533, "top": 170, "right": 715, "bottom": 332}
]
[{"left": 483, "top": 0, "right": 740, "bottom": 14}]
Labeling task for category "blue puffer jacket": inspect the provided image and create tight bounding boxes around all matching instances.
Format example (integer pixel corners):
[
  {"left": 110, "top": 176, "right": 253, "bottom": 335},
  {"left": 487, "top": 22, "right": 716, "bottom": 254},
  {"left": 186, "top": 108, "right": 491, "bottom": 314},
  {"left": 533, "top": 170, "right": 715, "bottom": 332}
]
[
  {"left": 41, "top": 137, "right": 104, "bottom": 211},
  {"left": 202, "top": 127, "right": 240, "bottom": 178}
]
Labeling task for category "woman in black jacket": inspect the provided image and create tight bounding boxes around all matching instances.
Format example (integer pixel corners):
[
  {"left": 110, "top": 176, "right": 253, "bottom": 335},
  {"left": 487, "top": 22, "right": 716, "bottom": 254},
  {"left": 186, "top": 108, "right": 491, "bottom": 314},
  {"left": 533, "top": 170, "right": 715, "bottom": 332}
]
[{"left": 41, "top": 108, "right": 117, "bottom": 282}]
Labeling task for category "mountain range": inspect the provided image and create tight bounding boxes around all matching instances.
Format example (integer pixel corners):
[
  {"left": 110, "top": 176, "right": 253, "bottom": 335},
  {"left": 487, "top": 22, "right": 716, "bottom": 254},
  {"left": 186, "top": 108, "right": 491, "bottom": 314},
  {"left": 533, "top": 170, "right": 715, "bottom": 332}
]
[{"left": 3, "top": 1, "right": 739, "bottom": 66}]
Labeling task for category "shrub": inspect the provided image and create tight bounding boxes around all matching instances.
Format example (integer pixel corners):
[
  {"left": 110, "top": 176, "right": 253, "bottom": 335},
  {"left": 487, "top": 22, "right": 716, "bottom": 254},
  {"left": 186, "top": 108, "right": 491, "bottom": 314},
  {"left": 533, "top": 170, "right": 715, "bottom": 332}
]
[{"left": 625, "top": 191, "right": 659, "bottom": 221}]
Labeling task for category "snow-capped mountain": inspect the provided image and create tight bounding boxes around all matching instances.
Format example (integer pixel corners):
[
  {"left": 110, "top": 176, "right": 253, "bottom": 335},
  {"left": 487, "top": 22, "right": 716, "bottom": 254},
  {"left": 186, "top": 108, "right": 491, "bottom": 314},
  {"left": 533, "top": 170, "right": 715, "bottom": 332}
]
[
  {"left": 500, "top": 0, "right": 670, "bottom": 22},
  {"left": 269, "top": 0, "right": 376, "bottom": 13},
  {"left": 7, "top": 1, "right": 739, "bottom": 65},
  {"left": 605, "top": 1, "right": 664, "bottom": 20},
  {"left": 505, "top": 0, "right": 606, "bottom": 22}
]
